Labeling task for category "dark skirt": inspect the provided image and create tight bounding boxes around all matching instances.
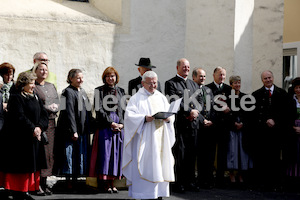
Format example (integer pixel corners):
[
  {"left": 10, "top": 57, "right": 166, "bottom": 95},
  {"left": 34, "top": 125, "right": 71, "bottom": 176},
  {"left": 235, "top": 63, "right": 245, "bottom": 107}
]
[
  {"left": 286, "top": 136, "right": 300, "bottom": 177},
  {"left": 89, "top": 112, "right": 123, "bottom": 179},
  {"left": 227, "top": 130, "right": 253, "bottom": 170}
]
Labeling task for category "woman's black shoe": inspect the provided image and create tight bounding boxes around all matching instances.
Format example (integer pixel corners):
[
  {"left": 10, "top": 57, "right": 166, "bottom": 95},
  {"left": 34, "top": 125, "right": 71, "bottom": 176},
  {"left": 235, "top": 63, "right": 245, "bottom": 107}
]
[
  {"left": 0, "top": 189, "right": 9, "bottom": 200},
  {"left": 13, "top": 192, "right": 35, "bottom": 200},
  {"left": 44, "top": 187, "right": 53, "bottom": 195},
  {"left": 107, "top": 188, "right": 113, "bottom": 194},
  {"left": 23, "top": 192, "right": 35, "bottom": 200},
  {"left": 30, "top": 186, "right": 46, "bottom": 196}
]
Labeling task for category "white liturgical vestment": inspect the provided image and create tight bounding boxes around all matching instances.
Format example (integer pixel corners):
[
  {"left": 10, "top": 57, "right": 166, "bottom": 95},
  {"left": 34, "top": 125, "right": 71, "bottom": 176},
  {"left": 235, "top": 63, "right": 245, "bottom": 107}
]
[{"left": 122, "top": 87, "right": 175, "bottom": 199}]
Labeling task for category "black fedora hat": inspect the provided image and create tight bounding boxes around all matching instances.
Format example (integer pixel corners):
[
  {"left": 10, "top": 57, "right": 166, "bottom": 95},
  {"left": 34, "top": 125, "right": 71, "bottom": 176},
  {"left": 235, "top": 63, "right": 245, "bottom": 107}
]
[{"left": 135, "top": 57, "right": 156, "bottom": 69}]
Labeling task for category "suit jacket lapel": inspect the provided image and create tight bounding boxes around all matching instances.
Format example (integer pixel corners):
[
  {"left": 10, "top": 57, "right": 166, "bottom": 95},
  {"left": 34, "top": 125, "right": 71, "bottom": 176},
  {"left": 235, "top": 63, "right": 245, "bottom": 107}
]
[{"left": 175, "top": 76, "right": 187, "bottom": 90}]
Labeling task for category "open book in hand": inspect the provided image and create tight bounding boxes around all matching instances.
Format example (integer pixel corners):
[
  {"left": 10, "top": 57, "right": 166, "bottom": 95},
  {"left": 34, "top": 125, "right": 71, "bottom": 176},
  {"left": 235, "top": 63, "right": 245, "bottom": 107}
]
[{"left": 152, "top": 98, "right": 183, "bottom": 119}]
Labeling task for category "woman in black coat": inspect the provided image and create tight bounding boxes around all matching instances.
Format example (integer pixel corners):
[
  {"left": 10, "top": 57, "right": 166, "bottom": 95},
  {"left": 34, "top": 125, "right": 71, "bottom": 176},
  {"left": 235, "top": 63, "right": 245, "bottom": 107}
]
[
  {"left": 226, "top": 76, "right": 252, "bottom": 185},
  {"left": 55, "top": 69, "right": 92, "bottom": 190},
  {"left": 1, "top": 71, "right": 48, "bottom": 199}
]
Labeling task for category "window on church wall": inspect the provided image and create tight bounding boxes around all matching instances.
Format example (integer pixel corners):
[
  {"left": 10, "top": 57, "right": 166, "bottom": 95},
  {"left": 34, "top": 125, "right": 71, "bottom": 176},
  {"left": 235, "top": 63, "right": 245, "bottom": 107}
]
[{"left": 283, "top": 48, "right": 297, "bottom": 91}]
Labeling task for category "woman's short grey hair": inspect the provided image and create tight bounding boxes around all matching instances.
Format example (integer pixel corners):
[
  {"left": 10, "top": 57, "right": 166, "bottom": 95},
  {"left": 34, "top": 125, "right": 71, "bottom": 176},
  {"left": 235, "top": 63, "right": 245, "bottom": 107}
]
[
  {"left": 229, "top": 75, "right": 241, "bottom": 85},
  {"left": 16, "top": 71, "right": 37, "bottom": 91},
  {"left": 142, "top": 71, "right": 158, "bottom": 81},
  {"left": 67, "top": 69, "right": 82, "bottom": 84}
]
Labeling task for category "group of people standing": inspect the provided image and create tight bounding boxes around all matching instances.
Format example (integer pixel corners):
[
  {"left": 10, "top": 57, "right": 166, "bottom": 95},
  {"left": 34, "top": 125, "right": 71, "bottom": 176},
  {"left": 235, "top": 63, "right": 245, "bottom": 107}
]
[
  {"left": 167, "top": 59, "right": 300, "bottom": 195},
  {"left": 0, "top": 52, "right": 135, "bottom": 200},
  {"left": 0, "top": 53, "right": 299, "bottom": 200},
  {"left": 0, "top": 58, "right": 57, "bottom": 200},
  {"left": 127, "top": 57, "right": 300, "bottom": 198}
]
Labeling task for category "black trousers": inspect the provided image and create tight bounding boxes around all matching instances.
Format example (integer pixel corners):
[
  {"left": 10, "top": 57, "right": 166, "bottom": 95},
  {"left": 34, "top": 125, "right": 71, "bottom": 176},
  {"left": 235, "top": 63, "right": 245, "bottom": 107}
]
[
  {"left": 173, "top": 127, "right": 198, "bottom": 186},
  {"left": 215, "top": 127, "right": 229, "bottom": 184},
  {"left": 197, "top": 126, "right": 216, "bottom": 185}
]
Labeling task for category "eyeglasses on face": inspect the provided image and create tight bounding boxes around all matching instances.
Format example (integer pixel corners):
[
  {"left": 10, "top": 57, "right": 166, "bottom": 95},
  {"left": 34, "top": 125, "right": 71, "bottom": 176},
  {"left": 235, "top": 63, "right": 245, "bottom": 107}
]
[
  {"left": 37, "top": 58, "right": 50, "bottom": 62},
  {"left": 144, "top": 82, "right": 157, "bottom": 86}
]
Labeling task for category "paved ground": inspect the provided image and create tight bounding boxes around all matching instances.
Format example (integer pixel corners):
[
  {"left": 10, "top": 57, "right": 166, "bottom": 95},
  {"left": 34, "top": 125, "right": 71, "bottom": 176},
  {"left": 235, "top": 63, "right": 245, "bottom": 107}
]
[
  {"left": 25, "top": 177, "right": 300, "bottom": 200},
  {"left": 31, "top": 187, "right": 300, "bottom": 200}
]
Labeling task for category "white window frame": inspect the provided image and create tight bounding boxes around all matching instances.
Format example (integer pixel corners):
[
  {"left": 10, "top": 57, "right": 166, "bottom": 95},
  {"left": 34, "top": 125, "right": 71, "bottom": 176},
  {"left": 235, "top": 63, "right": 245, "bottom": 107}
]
[{"left": 283, "top": 42, "right": 300, "bottom": 90}]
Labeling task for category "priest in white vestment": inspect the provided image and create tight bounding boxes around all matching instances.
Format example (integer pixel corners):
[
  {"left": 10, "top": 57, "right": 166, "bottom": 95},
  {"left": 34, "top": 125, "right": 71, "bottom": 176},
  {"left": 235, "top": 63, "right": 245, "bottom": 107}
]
[{"left": 122, "top": 71, "right": 176, "bottom": 199}]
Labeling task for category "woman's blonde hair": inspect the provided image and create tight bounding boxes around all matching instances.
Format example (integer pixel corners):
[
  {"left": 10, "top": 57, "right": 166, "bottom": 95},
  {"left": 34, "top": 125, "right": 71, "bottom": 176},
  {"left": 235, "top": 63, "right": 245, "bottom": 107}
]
[{"left": 32, "top": 61, "right": 48, "bottom": 74}]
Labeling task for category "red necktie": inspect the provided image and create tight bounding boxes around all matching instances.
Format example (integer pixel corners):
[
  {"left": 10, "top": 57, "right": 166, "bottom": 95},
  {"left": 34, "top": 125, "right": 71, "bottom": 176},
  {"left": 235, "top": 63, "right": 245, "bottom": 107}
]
[{"left": 269, "top": 89, "right": 272, "bottom": 97}]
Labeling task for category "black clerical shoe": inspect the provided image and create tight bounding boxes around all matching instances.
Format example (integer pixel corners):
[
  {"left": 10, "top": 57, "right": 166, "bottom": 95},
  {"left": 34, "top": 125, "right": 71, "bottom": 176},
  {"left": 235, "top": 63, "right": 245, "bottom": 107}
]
[
  {"left": 172, "top": 184, "right": 185, "bottom": 193},
  {"left": 185, "top": 183, "right": 200, "bottom": 192},
  {"left": 198, "top": 181, "right": 214, "bottom": 189}
]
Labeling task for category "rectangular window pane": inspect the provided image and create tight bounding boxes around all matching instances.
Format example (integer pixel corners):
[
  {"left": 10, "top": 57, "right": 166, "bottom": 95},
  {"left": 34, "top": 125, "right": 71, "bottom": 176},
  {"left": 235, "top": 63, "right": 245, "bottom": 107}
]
[{"left": 283, "top": 55, "right": 297, "bottom": 91}]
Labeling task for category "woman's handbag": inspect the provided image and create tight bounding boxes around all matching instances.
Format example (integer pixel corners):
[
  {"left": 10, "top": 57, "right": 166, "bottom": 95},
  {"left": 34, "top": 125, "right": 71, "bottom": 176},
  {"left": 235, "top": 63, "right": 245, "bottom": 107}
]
[{"left": 41, "top": 132, "right": 49, "bottom": 145}]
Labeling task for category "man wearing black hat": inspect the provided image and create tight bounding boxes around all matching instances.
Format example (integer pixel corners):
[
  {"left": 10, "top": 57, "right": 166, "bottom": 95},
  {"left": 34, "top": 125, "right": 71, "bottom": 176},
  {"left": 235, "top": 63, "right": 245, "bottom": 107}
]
[{"left": 128, "top": 58, "right": 161, "bottom": 96}]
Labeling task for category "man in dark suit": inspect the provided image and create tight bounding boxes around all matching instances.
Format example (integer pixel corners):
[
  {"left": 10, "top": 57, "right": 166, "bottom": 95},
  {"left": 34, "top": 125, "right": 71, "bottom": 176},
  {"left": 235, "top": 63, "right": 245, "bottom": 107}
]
[
  {"left": 128, "top": 57, "right": 161, "bottom": 96},
  {"left": 165, "top": 58, "right": 201, "bottom": 193},
  {"left": 192, "top": 68, "right": 216, "bottom": 189},
  {"left": 206, "top": 66, "right": 231, "bottom": 188},
  {"left": 251, "top": 70, "right": 288, "bottom": 191}
]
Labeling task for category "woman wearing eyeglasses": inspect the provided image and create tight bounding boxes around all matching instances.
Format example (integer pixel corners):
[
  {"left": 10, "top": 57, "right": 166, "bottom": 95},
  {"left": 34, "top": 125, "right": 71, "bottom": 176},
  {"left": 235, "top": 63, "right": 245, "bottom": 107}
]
[
  {"left": 89, "top": 67, "right": 125, "bottom": 193},
  {"left": 33, "top": 62, "right": 59, "bottom": 196}
]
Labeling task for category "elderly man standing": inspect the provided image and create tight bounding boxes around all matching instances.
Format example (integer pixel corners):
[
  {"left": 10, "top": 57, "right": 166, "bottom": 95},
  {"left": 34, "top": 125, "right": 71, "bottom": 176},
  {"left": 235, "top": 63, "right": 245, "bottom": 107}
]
[
  {"left": 206, "top": 66, "right": 231, "bottom": 188},
  {"left": 123, "top": 71, "right": 175, "bottom": 199},
  {"left": 251, "top": 70, "right": 288, "bottom": 191},
  {"left": 192, "top": 68, "right": 216, "bottom": 189},
  {"left": 165, "top": 58, "right": 201, "bottom": 193}
]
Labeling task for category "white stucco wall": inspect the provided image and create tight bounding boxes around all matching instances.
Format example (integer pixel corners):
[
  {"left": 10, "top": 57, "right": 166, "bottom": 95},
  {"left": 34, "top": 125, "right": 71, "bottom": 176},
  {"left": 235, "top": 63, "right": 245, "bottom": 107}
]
[
  {"left": 112, "top": 0, "right": 186, "bottom": 93},
  {"left": 185, "top": 0, "right": 283, "bottom": 93},
  {"left": 185, "top": 0, "right": 235, "bottom": 85},
  {"left": 0, "top": 0, "right": 116, "bottom": 99},
  {"left": 0, "top": 0, "right": 284, "bottom": 99},
  {"left": 234, "top": 0, "right": 254, "bottom": 93},
  {"left": 252, "top": 0, "right": 284, "bottom": 91}
]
